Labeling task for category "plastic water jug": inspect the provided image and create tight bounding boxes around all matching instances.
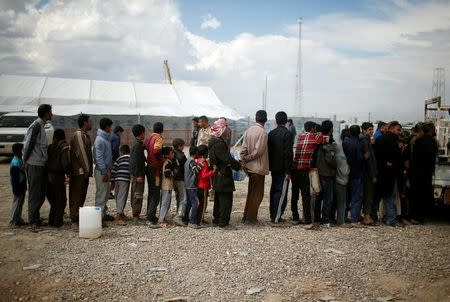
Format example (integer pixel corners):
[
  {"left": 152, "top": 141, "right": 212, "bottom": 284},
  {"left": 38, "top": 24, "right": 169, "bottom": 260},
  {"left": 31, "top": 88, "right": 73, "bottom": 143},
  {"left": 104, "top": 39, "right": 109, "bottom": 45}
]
[{"left": 79, "top": 206, "right": 102, "bottom": 239}]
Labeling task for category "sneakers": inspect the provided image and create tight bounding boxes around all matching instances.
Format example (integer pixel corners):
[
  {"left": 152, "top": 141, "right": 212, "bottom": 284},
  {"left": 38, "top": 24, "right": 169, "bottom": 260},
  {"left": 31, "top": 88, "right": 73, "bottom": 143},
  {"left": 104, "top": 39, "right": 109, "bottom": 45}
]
[
  {"left": 188, "top": 224, "right": 199, "bottom": 229},
  {"left": 172, "top": 216, "right": 186, "bottom": 226},
  {"left": 304, "top": 223, "right": 314, "bottom": 230},
  {"left": 389, "top": 221, "right": 404, "bottom": 228}
]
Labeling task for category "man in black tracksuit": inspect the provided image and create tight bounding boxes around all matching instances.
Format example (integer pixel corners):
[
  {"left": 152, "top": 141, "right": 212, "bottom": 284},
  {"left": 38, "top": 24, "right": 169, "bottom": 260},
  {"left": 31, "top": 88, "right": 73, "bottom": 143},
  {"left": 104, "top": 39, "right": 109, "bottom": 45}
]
[{"left": 268, "top": 111, "right": 294, "bottom": 225}]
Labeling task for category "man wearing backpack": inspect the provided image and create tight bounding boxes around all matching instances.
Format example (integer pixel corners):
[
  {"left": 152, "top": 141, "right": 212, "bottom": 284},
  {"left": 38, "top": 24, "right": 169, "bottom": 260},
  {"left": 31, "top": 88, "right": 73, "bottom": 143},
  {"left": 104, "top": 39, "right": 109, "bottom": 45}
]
[{"left": 315, "top": 120, "right": 337, "bottom": 227}]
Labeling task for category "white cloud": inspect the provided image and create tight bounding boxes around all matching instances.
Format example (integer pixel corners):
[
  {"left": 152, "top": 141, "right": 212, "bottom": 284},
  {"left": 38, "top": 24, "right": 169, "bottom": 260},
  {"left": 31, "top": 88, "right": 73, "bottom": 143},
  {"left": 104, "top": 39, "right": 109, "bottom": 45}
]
[
  {"left": 0, "top": 0, "right": 449, "bottom": 122},
  {"left": 200, "top": 13, "right": 221, "bottom": 30}
]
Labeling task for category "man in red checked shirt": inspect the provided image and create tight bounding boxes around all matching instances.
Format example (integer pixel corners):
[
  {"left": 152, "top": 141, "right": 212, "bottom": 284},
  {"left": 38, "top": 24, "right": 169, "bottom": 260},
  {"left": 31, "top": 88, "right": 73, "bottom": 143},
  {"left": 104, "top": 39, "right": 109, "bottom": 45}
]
[
  {"left": 144, "top": 122, "right": 164, "bottom": 224},
  {"left": 291, "top": 121, "right": 323, "bottom": 230}
]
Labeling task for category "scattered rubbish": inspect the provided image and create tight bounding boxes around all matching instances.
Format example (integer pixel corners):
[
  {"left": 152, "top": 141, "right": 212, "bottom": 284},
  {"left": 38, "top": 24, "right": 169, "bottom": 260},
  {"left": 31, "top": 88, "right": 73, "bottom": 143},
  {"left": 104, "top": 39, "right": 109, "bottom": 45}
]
[
  {"left": 23, "top": 264, "right": 42, "bottom": 271},
  {"left": 164, "top": 297, "right": 190, "bottom": 302},
  {"left": 246, "top": 287, "right": 264, "bottom": 295},
  {"left": 318, "top": 296, "right": 337, "bottom": 301},
  {"left": 138, "top": 238, "right": 151, "bottom": 242},
  {"left": 0, "top": 232, "right": 15, "bottom": 237},
  {"left": 148, "top": 267, "right": 167, "bottom": 273},
  {"left": 111, "top": 262, "right": 125, "bottom": 265},
  {"left": 128, "top": 243, "right": 138, "bottom": 248},
  {"left": 375, "top": 297, "right": 394, "bottom": 302},
  {"left": 232, "top": 250, "right": 249, "bottom": 256},
  {"left": 327, "top": 237, "right": 340, "bottom": 242},
  {"left": 323, "top": 248, "right": 345, "bottom": 255}
]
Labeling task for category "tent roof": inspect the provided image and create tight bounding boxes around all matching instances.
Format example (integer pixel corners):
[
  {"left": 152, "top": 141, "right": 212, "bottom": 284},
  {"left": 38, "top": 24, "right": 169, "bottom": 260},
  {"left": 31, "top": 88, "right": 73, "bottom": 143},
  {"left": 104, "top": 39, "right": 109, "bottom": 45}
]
[{"left": 0, "top": 74, "right": 241, "bottom": 119}]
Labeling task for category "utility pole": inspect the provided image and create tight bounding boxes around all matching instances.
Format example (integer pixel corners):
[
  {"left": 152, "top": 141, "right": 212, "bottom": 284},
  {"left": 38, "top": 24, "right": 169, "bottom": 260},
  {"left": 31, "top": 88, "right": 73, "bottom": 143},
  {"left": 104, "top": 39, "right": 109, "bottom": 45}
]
[
  {"left": 295, "top": 18, "right": 302, "bottom": 117},
  {"left": 263, "top": 74, "right": 268, "bottom": 111},
  {"left": 368, "top": 112, "right": 371, "bottom": 123},
  {"left": 164, "top": 60, "right": 173, "bottom": 85}
]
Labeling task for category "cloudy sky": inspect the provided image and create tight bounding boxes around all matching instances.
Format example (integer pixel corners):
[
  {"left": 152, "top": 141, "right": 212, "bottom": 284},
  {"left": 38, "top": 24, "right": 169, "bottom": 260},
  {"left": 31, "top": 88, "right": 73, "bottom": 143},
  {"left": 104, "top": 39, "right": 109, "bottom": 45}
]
[{"left": 0, "top": 0, "right": 449, "bottom": 122}]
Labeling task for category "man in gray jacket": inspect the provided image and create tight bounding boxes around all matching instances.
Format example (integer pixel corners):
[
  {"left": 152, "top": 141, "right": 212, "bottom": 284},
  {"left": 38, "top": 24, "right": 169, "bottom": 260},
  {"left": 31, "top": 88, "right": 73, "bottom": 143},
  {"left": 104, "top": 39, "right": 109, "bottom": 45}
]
[{"left": 22, "top": 104, "right": 53, "bottom": 229}]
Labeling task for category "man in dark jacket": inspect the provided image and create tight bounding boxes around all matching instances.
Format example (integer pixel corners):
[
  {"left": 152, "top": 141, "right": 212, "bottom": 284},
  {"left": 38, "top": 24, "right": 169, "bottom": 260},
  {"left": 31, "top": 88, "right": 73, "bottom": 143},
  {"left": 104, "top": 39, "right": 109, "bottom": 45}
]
[
  {"left": 409, "top": 122, "right": 438, "bottom": 223},
  {"left": 129, "top": 124, "right": 146, "bottom": 222},
  {"left": 360, "top": 122, "right": 377, "bottom": 225},
  {"left": 343, "top": 125, "right": 364, "bottom": 226},
  {"left": 209, "top": 118, "right": 241, "bottom": 228},
  {"left": 268, "top": 111, "right": 293, "bottom": 225},
  {"left": 315, "top": 120, "right": 336, "bottom": 226},
  {"left": 373, "top": 121, "right": 403, "bottom": 226},
  {"left": 191, "top": 117, "right": 200, "bottom": 146},
  {"left": 46, "top": 129, "right": 71, "bottom": 227}
]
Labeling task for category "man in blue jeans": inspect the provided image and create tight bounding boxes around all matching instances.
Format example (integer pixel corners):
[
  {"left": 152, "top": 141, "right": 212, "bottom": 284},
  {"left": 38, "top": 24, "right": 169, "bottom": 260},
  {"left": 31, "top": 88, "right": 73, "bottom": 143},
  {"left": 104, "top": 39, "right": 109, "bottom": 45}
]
[
  {"left": 373, "top": 121, "right": 403, "bottom": 227},
  {"left": 268, "top": 111, "right": 293, "bottom": 226},
  {"left": 315, "top": 120, "right": 337, "bottom": 227},
  {"left": 343, "top": 125, "right": 365, "bottom": 227}
]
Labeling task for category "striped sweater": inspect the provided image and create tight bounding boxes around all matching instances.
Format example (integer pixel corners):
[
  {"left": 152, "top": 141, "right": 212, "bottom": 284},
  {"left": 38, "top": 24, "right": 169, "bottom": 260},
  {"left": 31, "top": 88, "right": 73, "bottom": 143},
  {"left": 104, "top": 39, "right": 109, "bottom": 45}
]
[{"left": 111, "top": 154, "right": 130, "bottom": 182}]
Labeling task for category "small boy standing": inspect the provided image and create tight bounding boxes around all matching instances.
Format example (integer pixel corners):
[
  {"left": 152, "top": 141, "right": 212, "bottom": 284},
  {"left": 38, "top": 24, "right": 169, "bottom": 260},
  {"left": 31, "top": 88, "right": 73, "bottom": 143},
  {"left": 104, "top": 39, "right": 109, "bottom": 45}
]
[
  {"left": 9, "top": 143, "right": 27, "bottom": 228},
  {"left": 173, "top": 138, "right": 187, "bottom": 222},
  {"left": 183, "top": 146, "right": 203, "bottom": 228},
  {"left": 129, "top": 124, "right": 146, "bottom": 222},
  {"left": 159, "top": 146, "right": 177, "bottom": 227},
  {"left": 196, "top": 145, "right": 215, "bottom": 226},
  {"left": 46, "top": 129, "right": 71, "bottom": 227},
  {"left": 111, "top": 145, "right": 131, "bottom": 225}
]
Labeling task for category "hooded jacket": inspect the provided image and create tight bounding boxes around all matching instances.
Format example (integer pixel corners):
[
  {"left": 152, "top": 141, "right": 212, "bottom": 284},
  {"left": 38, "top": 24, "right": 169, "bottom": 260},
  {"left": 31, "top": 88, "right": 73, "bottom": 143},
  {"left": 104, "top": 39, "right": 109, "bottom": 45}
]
[{"left": 93, "top": 129, "right": 113, "bottom": 175}]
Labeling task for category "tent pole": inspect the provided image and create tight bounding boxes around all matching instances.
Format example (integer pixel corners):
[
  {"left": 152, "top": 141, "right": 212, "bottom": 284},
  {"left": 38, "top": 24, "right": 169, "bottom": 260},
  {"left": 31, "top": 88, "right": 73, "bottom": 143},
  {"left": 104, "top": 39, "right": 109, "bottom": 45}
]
[
  {"left": 37, "top": 77, "right": 48, "bottom": 105},
  {"left": 88, "top": 80, "right": 92, "bottom": 104}
]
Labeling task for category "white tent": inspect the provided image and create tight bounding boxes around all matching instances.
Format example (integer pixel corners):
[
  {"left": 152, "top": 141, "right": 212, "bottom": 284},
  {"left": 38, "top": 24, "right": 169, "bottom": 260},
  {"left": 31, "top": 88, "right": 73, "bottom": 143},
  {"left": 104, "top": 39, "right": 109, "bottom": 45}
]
[{"left": 0, "top": 74, "right": 242, "bottom": 119}]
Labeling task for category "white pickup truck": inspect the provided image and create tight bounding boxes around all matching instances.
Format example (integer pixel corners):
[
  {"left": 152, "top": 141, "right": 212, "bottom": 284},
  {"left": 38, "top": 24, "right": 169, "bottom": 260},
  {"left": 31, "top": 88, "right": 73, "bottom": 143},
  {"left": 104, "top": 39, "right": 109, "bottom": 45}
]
[{"left": 0, "top": 111, "right": 54, "bottom": 156}]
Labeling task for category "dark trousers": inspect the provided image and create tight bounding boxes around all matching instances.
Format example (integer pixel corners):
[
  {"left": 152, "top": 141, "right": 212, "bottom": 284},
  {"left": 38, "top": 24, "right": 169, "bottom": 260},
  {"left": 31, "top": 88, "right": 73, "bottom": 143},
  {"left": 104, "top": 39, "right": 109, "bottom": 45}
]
[
  {"left": 350, "top": 177, "right": 363, "bottom": 222},
  {"left": 197, "top": 188, "right": 209, "bottom": 224},
  {"left": 320, "top": 178, "right": 334, "bottom": 224},
  {"left": 47, "top": 182, "right": 67, "bottom": 227},
  {"left": 314, "top": 191, "right": 324, "bottom": 223},
  {"left": 410, "top": 175, "right": 433, "bottom": 221},
  {"left": 146, "top": 166, "right": 161, "bottom": 222},
  {"left": 69, "top": 175, "right": 89, "bottom": 223},
  {"left": 270, "top": 173, "right": 288, "bottom": 222},
  {"left": 213, "top": 191, "right": 233, "bottom": 227},
  {"left": 362, "top": 175, "right": 375, "bottom": 215},
  {"left": 291, "top": 170, "right": 312, "bottom": 224},
  {"left": 27, "top": 165, "right": 47, "bottom": 225},
  {"left": 243, "top": 173, "right": 265, "bottom": 222}
]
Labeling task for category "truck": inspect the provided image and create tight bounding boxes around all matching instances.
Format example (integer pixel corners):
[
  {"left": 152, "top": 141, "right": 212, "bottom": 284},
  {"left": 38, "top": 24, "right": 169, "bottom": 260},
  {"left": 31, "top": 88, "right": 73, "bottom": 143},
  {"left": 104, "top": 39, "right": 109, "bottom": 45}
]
[
  {"left": 424, "top": 96, "right": 450, "bottom": 208},
  {"left": 0, "top": 111, "right": 54, "bottom": 156}
]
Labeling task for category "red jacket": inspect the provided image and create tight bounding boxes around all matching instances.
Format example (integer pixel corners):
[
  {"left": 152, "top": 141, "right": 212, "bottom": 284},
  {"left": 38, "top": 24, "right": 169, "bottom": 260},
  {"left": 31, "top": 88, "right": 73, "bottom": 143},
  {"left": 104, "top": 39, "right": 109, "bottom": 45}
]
[
  {"left": 144, "top": 133, "right": 164, "bottom": 170},
  {"left": 196, "top": 158, "right": 214, "bottom": 190}
]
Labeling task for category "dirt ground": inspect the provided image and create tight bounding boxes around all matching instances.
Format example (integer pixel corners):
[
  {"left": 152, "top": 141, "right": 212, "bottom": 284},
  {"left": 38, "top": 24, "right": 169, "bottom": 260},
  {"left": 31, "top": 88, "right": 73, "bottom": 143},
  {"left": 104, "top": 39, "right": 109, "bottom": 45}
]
[{"left": 0, "top": 156, "right": 449, "bottom": 302}]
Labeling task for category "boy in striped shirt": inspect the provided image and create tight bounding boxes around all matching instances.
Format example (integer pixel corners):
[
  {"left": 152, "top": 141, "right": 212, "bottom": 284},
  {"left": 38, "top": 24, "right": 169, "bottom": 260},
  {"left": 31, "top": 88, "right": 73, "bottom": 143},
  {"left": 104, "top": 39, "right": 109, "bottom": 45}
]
[{"left": 111, "top": 145, "right": 131, "bottom": 225}]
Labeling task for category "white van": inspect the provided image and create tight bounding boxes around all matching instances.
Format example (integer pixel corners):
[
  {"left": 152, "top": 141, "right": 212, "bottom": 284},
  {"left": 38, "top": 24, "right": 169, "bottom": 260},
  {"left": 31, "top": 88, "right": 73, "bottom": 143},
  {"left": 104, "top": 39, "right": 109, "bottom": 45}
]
[{"left": 0, "top": 112, "right": 54, "bottom": 156}]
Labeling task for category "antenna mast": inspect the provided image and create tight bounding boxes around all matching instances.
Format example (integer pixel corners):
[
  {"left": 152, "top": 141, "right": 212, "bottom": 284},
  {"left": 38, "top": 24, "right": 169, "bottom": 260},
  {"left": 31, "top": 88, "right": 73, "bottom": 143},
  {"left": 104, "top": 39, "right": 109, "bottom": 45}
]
[{"left": 295, "top": 18, "right": 302, "bottom": 117}]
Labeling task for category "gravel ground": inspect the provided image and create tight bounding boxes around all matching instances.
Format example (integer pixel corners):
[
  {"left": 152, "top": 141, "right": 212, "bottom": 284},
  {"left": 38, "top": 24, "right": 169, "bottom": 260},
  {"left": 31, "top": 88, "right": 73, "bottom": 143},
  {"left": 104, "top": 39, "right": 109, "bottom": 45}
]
[{"left": 0, "top": 159, "right": 449, "bottom": 302}]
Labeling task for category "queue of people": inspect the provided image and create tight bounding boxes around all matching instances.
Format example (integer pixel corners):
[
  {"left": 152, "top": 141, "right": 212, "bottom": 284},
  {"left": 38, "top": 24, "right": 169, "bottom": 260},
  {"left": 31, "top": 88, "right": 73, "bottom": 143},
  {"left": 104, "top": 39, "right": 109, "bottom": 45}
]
[{"left": 8, "top": 104, "right": 438, "bottom": 231}]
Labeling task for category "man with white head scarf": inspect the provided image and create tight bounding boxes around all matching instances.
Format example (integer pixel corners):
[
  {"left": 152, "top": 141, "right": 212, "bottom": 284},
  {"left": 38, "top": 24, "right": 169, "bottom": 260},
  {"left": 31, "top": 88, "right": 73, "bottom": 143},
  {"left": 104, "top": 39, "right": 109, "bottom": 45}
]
[{"left": 208, "top": 118, "right": 242, "bottom": 228}]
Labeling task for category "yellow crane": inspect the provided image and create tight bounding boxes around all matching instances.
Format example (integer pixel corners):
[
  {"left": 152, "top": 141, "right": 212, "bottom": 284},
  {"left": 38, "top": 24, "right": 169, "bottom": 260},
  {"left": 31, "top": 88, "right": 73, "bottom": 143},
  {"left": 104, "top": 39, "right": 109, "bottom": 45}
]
[{"left": 163, "top": 60, "right": 173, "bottom": 85}]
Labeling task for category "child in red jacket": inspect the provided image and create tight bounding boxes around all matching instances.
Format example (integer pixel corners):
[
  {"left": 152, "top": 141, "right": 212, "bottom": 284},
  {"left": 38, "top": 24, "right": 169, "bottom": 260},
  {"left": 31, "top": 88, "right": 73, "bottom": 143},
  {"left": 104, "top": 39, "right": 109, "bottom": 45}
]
[{"left": 196, "top": 145, "right": 215, "bottom": 225}]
